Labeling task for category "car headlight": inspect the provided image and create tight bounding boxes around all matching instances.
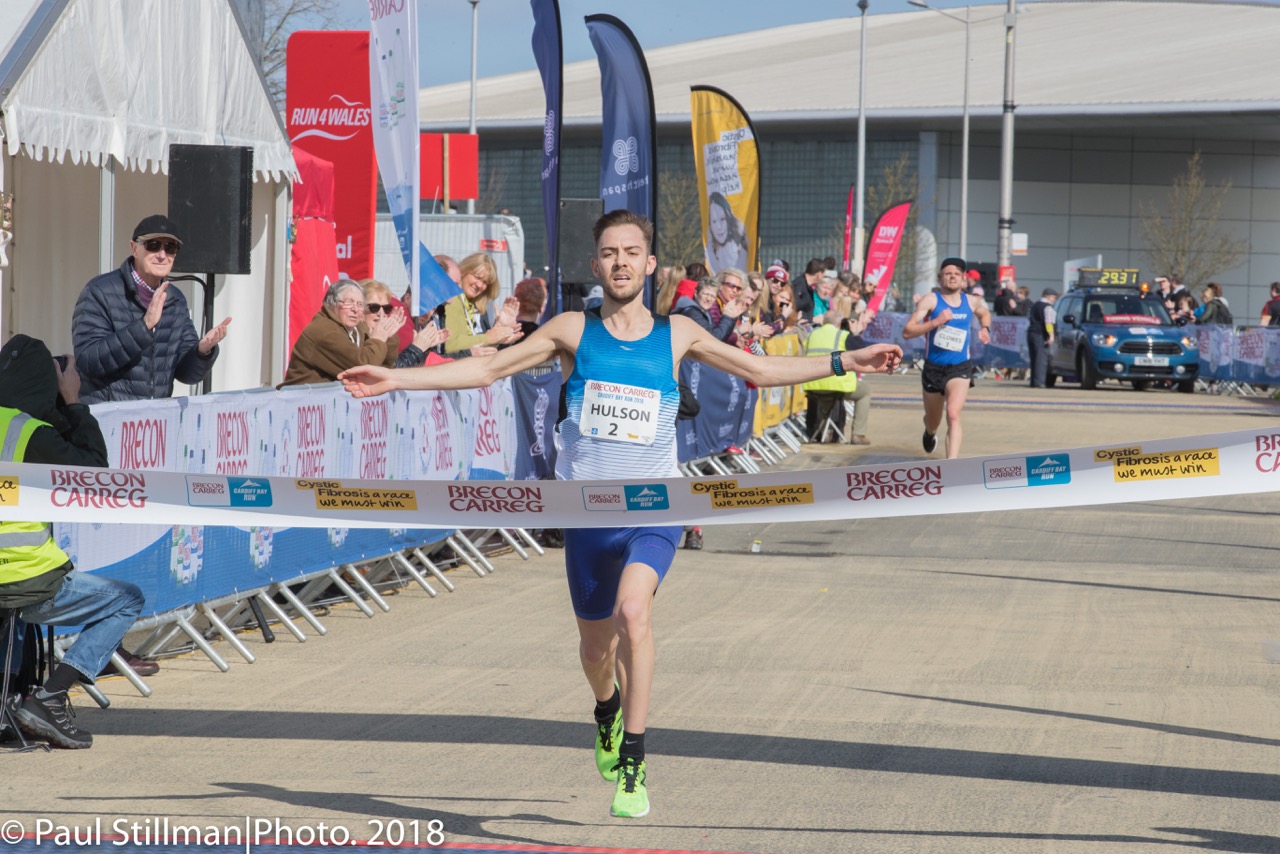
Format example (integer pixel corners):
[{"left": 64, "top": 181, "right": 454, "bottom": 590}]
[
  {"left": 1181, "top": 335, "right": 1198, "bottom": 350},
  {"left": 1091, "top": 333, "right": 1118, "bottom": 347}
]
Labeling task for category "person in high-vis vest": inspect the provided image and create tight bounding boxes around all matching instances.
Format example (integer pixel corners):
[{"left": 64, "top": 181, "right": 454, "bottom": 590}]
[
  {"left": 0, "top": 334, "right": 142, "bottom": 749},
  {"left": 802, "top": 307, "right": 873, "bottom": 445}
]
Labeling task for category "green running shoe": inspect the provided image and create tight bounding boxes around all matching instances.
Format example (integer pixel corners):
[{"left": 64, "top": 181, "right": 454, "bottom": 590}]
[
  {"left": 595, "top": 708, "right": 623, "bottom": 781},
  {"left": 610, "top": 755, "right": 649, "bottom": 818}
]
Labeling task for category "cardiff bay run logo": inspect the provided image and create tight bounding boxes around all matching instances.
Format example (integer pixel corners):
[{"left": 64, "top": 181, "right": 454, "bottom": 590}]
[
  {"left": 982, "top": 454, "right": 1072, "bottom": 489},
  {"left": 187, "top": 476, "right": 273, "bottom": 507},
  {"left": 581, "top": 483, "right": 670, "bottom": 512}
]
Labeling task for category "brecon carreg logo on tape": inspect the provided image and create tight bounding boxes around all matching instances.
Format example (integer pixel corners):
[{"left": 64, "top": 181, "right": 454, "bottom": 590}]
[
  {"left": 983, "top": 455, "right": 1071, "bottom": 489},
  {"left": 624, "top": 484, "right": 669, "bottom": 511},
  {"left": 582, "top": 486, "right": 627, "bottom": 511}
]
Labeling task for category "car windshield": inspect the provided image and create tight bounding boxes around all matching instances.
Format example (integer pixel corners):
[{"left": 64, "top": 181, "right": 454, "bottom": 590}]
[{"left": 1082, "top": 295, "right": 1171, "bottom": 325}]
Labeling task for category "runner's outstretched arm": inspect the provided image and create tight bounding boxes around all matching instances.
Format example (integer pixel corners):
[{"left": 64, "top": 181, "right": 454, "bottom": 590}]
[
  {"left": 340, "top": 314, "right": 575, "bottom": 398},
  {"left": 674, "top": 314, "right": 901, "bottom": 388}
]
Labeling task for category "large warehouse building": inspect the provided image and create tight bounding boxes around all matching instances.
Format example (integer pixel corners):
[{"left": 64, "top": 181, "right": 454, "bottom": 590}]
[{"left": 419, "top": 1, "right": 1280, "bottom": 318}]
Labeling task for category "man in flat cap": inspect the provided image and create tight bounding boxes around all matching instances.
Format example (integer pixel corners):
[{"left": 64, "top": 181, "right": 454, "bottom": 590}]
[
  {"left": 902, "top": 257, "right": 992, "bottom": 458},
  {"left": 72, "top": 214, "right": 231, "bottom": 404}
]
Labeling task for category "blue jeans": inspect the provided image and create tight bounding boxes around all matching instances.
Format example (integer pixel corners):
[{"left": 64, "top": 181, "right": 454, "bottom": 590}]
[{"left": 4, "top": 570, "right": 143, "bottom": 685}]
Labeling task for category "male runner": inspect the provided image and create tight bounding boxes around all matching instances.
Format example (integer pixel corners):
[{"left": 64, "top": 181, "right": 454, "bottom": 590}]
[
  {"left": 340, "top": 210, "right": 901, "bottom": 818},
  {"left": 902, "top": 257, "right": 991, "bottom": 459}
]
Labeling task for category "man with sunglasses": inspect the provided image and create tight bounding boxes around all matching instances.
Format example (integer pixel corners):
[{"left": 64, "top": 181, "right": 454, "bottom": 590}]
[
  {"left": 707, "top": 268, "right": 751, "bottom": 344},
  {"left": 72, "top": 214, "right": 231, "bottom": 405}
]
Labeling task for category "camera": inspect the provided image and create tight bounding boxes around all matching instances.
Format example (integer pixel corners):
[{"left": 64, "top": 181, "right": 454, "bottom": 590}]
[{"left": 54, "top": 354, "right": 69, "bottom": 371}]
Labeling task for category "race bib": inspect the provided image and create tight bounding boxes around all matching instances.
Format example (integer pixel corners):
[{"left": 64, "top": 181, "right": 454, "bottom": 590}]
[
  {"left": 933, "top": 324, "right": 967, "bottom": 352},
  {"left": 578, "top": 379, "right": 661, "bottom": 445}
]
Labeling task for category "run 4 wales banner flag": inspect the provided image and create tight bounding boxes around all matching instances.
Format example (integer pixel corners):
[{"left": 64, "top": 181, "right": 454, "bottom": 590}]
[
  {"left": 863, "top": 200, "right": 913, "bottom": 312},
  {"left": 586, "top": 14, "right": 657, "bottom": 300},
  {"left": 690, "top": 86, "right": 761, "bottom": 276},
  {"left": 368, "top": 1, "right": 459, "bottom": 314},
  {"left": 531, "top": 0, "right": 563, "bottom": 314}
]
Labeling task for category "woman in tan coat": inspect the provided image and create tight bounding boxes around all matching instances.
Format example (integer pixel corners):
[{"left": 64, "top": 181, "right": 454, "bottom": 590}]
[{"left": 281, "top": 279, "right": 401, "bottom": 386}]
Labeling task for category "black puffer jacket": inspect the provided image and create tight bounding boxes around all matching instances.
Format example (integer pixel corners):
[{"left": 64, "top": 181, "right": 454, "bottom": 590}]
[{"left": 72, "top": 259, "right": 219, "bottom": 404}]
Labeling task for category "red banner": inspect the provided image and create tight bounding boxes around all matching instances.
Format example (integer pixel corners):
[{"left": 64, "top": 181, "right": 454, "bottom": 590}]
[
  {"left": 862, "top": 200, "right": 913, "bottom": 313},
  {"left": 288, "top": 149, "right": 339, "bottom": 356},
  {"left": 842, "top": 183, "right": 855, "bottom": 271},
  {"left": 286, "top": 31, "right": 376, "bottom": 281},
  {"left": 420, "top": 133, "right": 479, "bottom": 201}
]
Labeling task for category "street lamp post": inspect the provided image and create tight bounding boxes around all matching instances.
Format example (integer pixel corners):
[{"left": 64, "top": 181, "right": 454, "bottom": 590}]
[
  {"left": 853, "top": 0, "right": 869, "bottom": 276},
  {"left": 908, "top": 1, "right": 977, "bottom": 260},
  {"left": 466, "top": 0, "right": 479, "bottom": 215},
  {"left": 997, "top": 0, "right": 1017, "bottom": 269}
]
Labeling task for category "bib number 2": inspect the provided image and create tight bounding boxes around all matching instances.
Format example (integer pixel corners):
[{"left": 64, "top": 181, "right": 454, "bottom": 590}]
[{"left": 578, "top": 379, "right": 661, "bottom": 445}]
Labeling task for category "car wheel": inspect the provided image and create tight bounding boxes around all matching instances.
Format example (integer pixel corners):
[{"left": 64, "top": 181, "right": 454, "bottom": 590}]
[
  {"left": 1131, "top": 380, "right": 1150, "bottom": 391},
  {"left": 1079, "top": 354, "right": 1098, "bottom": 390},
  {"left": 1177, "top": 379, "right": 1196, "bottom": 394},
  {"left": 1045, "top": 371, "right": 1057, "bottom": 388}
]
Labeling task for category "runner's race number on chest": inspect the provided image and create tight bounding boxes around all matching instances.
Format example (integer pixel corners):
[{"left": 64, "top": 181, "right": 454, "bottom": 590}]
[{"left": 579, "top": 379, "right": 660, "bottom": 445}]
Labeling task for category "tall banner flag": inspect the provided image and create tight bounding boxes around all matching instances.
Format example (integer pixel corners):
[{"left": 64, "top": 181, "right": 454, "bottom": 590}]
[
  {"left": 843, "top": 183, "right": 856, "bottom": 271},
  {"left": 690, "top": 86, "right": 761, "bottom": 276},
  {"left": 531, "top": 0, "right": 563, "bottom": 316},
  {"left": 286, "top": 31, "right": 377, "bottom": 281},
  {"left": 586, "top": 14, "right": 657, "bottom": 304},
  {"left": 368, "top": 2, "right": 459, "bottom": 315},
  {"left": 862, "top": 200, "right": 913, "bottom": 313}
]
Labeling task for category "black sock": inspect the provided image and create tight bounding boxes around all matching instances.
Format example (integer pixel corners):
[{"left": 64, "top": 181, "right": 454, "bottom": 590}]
[
  {"left": 619, "top": 729, "right": 645, "bottom": 761},
  {"left": 43, "top": 663, "right": 80, "bottom": 695},
  {"left": 594, "top": 686, "right": 620, "bottom": 723}
]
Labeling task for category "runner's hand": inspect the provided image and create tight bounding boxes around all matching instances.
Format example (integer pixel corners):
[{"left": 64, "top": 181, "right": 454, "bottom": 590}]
[
  {"left": 848, "top": 343, "right": 903, "bottom": 375},
  {"left": 340, "top": 364, "right": 398, "bottom": 398}
]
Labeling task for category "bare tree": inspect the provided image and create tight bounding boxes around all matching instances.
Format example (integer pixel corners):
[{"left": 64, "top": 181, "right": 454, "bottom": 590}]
[
  {"left": 863, "top": 152, "right": 920, "bottom": 310},
  {"left": 1140, "top": 151, "right": 1249, "bottom": 288},
  {"left": 656, "top": 169, "right": 705, "bottom": 267},
  {"left": 477, "top": 164, "right": 509, "bottom": 214},
  {"left": 259, "top": 0, "right": 343, "bottom": 110}
]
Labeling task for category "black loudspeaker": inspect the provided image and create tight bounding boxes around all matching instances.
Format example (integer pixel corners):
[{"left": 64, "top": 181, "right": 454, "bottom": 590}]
[
  {"left": 167, "top": 144, "right": 254, "bottom": 275},
  {"left": 558, "top": 198, "right": 603, "bottom": 285}
]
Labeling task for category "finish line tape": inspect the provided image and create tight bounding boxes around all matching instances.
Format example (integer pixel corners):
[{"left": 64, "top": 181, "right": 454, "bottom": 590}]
[{"left": 2, "top": 426, "right": 1278, "bottom": 530}]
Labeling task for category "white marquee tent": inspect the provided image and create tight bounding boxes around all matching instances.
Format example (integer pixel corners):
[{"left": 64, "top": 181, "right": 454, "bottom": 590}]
[{"left": 0, "top": 0, "right": 297, "bottom": 390}]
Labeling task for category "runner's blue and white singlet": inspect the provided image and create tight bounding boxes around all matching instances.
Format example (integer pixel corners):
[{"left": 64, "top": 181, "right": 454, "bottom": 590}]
[
  {"left": 925, "top": 292, "right": 973, "bottom": 365},
  {"left": 555, "top": 309, "right": 680, "bottom": 481}
]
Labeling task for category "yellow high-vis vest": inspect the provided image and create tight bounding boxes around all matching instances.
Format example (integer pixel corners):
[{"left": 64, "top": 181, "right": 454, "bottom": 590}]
[
  {"left": 802, "top": 325, "right": 859, "bottom": 394},
  {"left": 0, "top": 408, "right": 70, "bottom": 585}
]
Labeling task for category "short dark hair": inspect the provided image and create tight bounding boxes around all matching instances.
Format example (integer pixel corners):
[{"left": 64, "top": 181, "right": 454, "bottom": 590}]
[
  {"left": 514, "top": 277, "right": 547, "bottom": 314},
  {"left": 805, "top": 258, "right": 825, "bottom": 276},
  {"left": 592, "top": 209, "right": 654, "bottom": 250},
  {"left": 1271, "top": 281, "right": 1280, "bottom": 296},
  {"left": 685, "top": 261, "right": 708, "bottom": 281}
]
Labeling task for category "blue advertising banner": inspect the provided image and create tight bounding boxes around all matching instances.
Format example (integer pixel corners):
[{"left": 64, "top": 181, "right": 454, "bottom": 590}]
[
  {"left": 531, "top": 0, "right": 563, "bottom": 314},
  {"left": 585, "top": 14, "right": 657, "bottom": 303},
  {"left": 677, "top": 360, "right": 748, "bottom": 462},
  {"left": 513, "top": 370, "right": 562, "bottom": 480},
  {"left": 1197, "top": 325, "right": 1234, "bottom": 381}
]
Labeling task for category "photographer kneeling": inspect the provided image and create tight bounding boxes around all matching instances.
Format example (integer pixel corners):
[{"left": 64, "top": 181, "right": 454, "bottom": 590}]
[{"left": 0, "top": 335, "right": 142, "bottom": 749}]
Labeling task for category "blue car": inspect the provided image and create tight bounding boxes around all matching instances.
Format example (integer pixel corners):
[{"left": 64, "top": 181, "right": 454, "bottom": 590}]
[{"left": 1049, "top": 287, "right": 1199, "bottom": 392}]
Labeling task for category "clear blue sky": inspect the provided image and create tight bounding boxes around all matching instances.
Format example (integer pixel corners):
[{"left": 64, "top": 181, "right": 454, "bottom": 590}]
[{"left": 331, "top": 0, "right": 980, "bottom": 86}]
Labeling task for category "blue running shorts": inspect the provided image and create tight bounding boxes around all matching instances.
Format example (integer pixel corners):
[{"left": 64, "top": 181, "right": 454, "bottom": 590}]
[{"left": 563, "top": 526, "right": 683, "bottom": 621}]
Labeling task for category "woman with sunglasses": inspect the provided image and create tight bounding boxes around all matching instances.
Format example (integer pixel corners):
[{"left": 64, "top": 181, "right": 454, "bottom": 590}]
[
  {"left": 280, "top": 279, "right": 402, "bottom": 387},
  {"left": 361, "top": 279, "right": 450, "bottom": 368}
]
